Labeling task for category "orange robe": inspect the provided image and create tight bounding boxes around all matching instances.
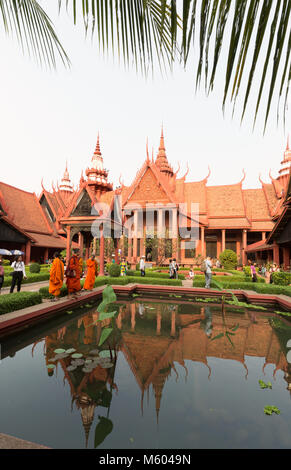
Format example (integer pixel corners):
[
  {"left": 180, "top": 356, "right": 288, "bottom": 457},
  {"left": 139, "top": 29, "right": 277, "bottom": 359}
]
[
  {"left": 79, "top": 257, "right": 83, "bottom": 274},
  {"left": 49, "top": 258, "right": 64, "bottom": 297},
  {"left": 66, "top": 255, "right": 81, "bottom": 293},
  {"left": 84, "top": 259, "right": 98, "bottom": 290}
]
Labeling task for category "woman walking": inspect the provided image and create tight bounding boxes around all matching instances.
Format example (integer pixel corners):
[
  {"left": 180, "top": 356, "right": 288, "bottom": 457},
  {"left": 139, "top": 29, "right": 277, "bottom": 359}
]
[
  {"left": 49, "top": 252, "right": 64, "bottom": 301},
  {"left": 10, "top": 255, "right": 27, "bottom": 293},
  {"left": 250, "top": 262, "right": 257, "bottom": 282}
]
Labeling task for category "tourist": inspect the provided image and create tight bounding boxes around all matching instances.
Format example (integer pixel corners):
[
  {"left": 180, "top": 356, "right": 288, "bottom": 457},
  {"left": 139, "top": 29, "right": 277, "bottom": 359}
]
[
  {"left": 120, "top": 257, "right": 127, "bottom": 276},
  {"left": 216, "top": 259, "right": 221, "bottom": 268},
  {"left": 0, "top": 257, "right": 4, "bottom": 294},
  {"left": 172, "top": 258, "right": 179, "bottom": 279},
  {"left": 261, "top": 265, "right": 267, "bottom": 277},
  {"left": 188, "top": 267, "right": 195, "bottom": 280},
  {"left": 169, "top": 259, "right": 174, "bottom": 279},
  {"left": 10, "top": 255, "right": 27, "bottom": 293},
  {"left": 65, "top": 249, "right": 81, "bottom": 298},
  {"left": 147, "top": 251, "right": 152, "bottom": 262},
  {"left": 250, "top": 262, "right": 257, "bottom": 282},
  {"left": 84, "top": 254, "right": 98, "bottom": 291},
  {"left": 201, "top": 306, "right": 213, "bottom": 338},
  {"left": 204, "top": 256, "right": 212, "bottom": 289},
  {"left": 140, "top": 256, "right": 146, "bottom": 276},
  {"left": 49, "top": 252, "right": 64, "bottom": 301}
]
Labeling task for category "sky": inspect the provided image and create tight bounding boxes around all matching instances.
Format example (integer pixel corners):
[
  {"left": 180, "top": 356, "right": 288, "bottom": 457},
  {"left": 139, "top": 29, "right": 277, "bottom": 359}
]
[{"left": 0, "top": 2, "right": 290, "bottom": 196}]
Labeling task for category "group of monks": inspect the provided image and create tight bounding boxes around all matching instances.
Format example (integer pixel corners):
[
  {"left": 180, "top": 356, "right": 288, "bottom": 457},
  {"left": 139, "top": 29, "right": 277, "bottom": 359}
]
[{"left": 49, "top": 249, "right": 98, "bottom": 301}]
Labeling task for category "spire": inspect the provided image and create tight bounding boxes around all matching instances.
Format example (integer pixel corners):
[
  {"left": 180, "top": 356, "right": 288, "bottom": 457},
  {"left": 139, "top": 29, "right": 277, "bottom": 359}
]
[
  {"left": 155, "top": 126, "right": 174, "bottom": 177},
  {"left": 85, "top": 134, "right": 113, "bottom": 194},
  {"left": 59, "top": 161, "right": 73, "bottom": 193},
  {"left": 286, "top": 135, "right": 290, "bottom": 152}
]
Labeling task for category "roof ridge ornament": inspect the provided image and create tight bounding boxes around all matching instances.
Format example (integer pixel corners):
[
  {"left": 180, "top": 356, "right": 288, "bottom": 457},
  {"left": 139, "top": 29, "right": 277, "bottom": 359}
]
[{"left": 239, "top": 169, "right": 246, "bottom": 185}]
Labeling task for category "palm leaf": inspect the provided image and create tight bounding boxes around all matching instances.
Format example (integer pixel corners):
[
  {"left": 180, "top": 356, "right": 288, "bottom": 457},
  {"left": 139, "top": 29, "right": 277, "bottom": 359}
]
[{"left": 0, "top": 0, "right": 69, "bottom": 68}]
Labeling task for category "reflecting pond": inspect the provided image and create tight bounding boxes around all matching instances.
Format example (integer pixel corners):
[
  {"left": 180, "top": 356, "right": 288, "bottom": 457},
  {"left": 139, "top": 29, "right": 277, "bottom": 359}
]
[{"left": 1, "top": 298, "right": 291, "bottom": 449}]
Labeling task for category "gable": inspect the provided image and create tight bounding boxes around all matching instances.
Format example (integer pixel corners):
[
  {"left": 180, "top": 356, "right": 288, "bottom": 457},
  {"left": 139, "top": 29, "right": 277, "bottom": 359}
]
[
  {"left": 71, "top": 190, "right": 93, "bottom": 216},
  {"left": 127, "top": 168, "right": 172, "bottom": 204}
]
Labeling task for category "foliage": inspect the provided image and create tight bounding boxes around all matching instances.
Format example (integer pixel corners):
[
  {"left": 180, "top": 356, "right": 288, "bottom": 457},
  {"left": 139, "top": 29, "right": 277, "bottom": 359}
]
[
  {"left": 272, "top": 271, "right": 291, "bottom": 286},
  {"left": 0, "top": 292, "right": 42, "bottom": 315},
  {"left": 219, "top": 250, "right": 238, "bottom": 270},
  {"left": 29, "top": 263, "right": 41, "bottom": 273},
  {"left": 2, "top": 259, "right": 10, "bottom": 266},
  {"left": 94, "top": 417, "right": 113, "bottom": 449},
  {"left": 259, "top": 380, "right": 272, "bottom": 390},
  {"left": 264, "top": 406, "right": 280, "bottom": 416},
  {"left": 108, "top": 263, "right": 121, "bottom": 278},
  {"left": 126, "top": 270, "right": 185, "bottom": 280}
]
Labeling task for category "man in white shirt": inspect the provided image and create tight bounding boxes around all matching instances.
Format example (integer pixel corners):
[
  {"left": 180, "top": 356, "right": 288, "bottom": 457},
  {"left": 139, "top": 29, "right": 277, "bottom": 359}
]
[{"left": 140, "top": 256, "right": 145, "bottom": 276}]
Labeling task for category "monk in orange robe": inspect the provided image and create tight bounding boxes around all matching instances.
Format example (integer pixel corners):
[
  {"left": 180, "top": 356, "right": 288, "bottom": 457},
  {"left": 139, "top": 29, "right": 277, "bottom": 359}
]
[
  {"left": 84, "top": 254, "right": 98, "bottom": 291},
  {"left": 79, "top": 257, "right": 84, "bottom": 277},
  {"left": 49, "top": 252, "right": 64, "bottom": 301},
  {"left": 66, "top": 249, "right": 81, "bottom": 297}
]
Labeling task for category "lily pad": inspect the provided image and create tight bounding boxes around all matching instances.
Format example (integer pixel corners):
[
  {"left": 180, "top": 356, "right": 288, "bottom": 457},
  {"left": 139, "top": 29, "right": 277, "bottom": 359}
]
[
  {"left": 67, "top": 365, "right": 77, "bottom": 372},
  {"left": 71, "top": 359, "right": 85, "bottom": 366},
  {"left": 65, "top": 348, "right": 76, "bottom": 354},
  {"left": 66, "top": 310, "right": 73, "bottom": 315},
  {"left": 89, "top": 349, "right": 99, "bottom": 356},
  {"left": 82, "top": 367, "right": 93, "bottom": 373},
  {"left": 99, "top": 350, "right": 112, "bottom": 358},
  {"left": 47, "top": 364, "right": 55, "bottom": 369},
  {"left": 54, "top": 348, "right": 66, "bottom": 354},
  {"left": 100, "top": 362, "right": 114, "bottom": 369},
  {"left": 71, "top": 353, "right": 83, "bottom": 359}
]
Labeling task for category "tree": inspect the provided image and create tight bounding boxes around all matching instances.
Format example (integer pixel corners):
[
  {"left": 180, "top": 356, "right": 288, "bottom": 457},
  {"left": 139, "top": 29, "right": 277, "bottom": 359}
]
[
  {"left": 2, "top": 1, "right": 291, "bottom": 128},
  {"left": 219, "top": 249, "right": 238, "bottom": 270}
]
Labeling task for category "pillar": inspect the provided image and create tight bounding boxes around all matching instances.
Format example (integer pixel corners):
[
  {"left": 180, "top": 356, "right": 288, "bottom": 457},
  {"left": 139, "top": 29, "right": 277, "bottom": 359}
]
[
  {"left": 115, "top": 239, "right": 119, "bottom": 264},
  {"left": 171, "top": 207, "right": 178, "bottom": 260},
  {"left": 221, "top": 229, "right": 226, "bottom": 252},
  {"left": 283, "top": 247, "right": 290, "bottom": 270},
  {"left": 236, "top": 234, "right": 241, "bottom": 264},
  {"left": 273, "top": 242, "right": 280, "bottom": 266},
  {"left": 99, "top": 227, "right": 105, "bottom": 276},
  {"left": 201, "top": 227, "right": 205, "bottom": 257},
  {"left": 242, "top": 230, "right": 247, "bottom": 265},
  {"left": 140, "top": 236, "right": 145, "bottom": 258},
  {"left": 66, "top": 226, "right": 71, "bottom": 265},
  {"left": 78, "top": 232, "right": 84, "bottom": 258},
  {"left": 25, "top": 240, "right": 31, "bottom": 264},
  {"left": 262, "top": 232, "right": 266, "bottom": 241},
  {"left": 44, "top": 247, "right": 49, "bottom": 263},
  {"left": 128, "top": 238, "right": 132, "bottom": 262}
]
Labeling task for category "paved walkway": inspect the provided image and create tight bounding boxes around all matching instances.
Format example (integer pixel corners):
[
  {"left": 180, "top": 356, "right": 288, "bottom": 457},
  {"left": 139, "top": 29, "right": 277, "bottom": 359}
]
[
  {"left": 2, "top": 280, "right": 49, "bottom": 294},
  {"left": 0, "top": 433, "right": 49, "bottom": 449}
]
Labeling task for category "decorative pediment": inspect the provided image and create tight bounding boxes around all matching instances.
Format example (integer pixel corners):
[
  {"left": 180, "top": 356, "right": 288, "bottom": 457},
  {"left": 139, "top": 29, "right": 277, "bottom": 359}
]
[
  {"left": 127, "top": 167, "right": 172, "bottom": 204},
  {"left": 71, "top": 190, "right": 93, "bottom": 216}
]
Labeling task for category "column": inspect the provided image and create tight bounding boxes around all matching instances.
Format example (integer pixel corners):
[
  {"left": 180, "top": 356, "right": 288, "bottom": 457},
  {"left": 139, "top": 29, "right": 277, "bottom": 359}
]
[
  {"left": 217, "top": 233, "right": 222, "bottom": 259},
  {"left": 242, "top": 230, "right": 247, "bottom": 265},
  {"left": 171, "top": 207, "right": 178, "bottom": 260},
  {"left": 262, "top": 232, "right": 266, "bottom": 241},
  {"left": 140, "top": 236, "right": 145, "bottom": 258},
  {"left": 221, "top": 229, "right": 226, "bottom": 252},
  {"left": 115, "top": 239, "right": 119, "bottom": 264},
  {"left": 128, "top": 238, "right": 132, "bottom": 263},
  {"left": 236, "top": 234, "right": 241, "bottom": 264},
  {"left": 201, "top": 227, "right": 205, "bottom": 257},
  {"left": 44, "top": 247, "right": 49, "bottom": 263},
  {"left": 133, "top": 211, "right": 138, "bottom": 263},
  {"left": 78, "top": 232, "right": 84, "bottom": 257},
  {"left": 273, "top": 242, "right": 280, "bottom": 266},
  {"left": 283, "top": 247, "right": 290, "bottom": 271},
  {"left": 99, "top": 226, "right": 105, "bottom": 276},
  {"left": 66, "top": 226, "right": 71, "bottom": 265},
  {"left": 25, "top": 240, "right": 31, "bottom": 264}
]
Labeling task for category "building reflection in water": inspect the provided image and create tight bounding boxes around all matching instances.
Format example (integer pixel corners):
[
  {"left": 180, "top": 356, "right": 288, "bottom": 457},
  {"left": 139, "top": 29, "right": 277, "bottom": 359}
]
[{"left": 33, "top": 301, "right": 291, "bottom": 446}]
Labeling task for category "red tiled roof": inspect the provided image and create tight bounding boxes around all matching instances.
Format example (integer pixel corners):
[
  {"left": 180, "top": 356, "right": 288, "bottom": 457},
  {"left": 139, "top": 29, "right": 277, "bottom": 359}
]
[
  {"left": 183, "top": 181, "right": 207, "bottom": 213},
  {"left": 0, "top": 182, "right": 51, "bottom": 233},
  {"left": 208, "top": 217, "right": 250, "bottom": 228},
  {"left": 243, "top": 189, "right": 271, "bottom": 219},
  {"left": 206, "top": 184, "right": 245, "bottom": 217}
]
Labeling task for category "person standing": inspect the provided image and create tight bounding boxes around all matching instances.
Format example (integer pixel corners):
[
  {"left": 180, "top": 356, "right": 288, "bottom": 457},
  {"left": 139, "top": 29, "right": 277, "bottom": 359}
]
[
  {"left": 120, "top": 257, "right": 127, "bottom": 276},
  {"left": 250, "top": 262, "right": 257, "bottom": 282},
  {"left": 49, "top": 252, "right": 64, "bottom": 301},
  {"left": 84, "top": 254, "right": 98, "bottom": 290},
  {"left": 169, "top": 259, "right": 174, "bottom": 279},
  {"left": 65, "top": 249, "right": 81, "bottom": 298},
  {"left": 172, "top": 258, "right": 179, "bottom": 279},
  {"left": 0, "top": 257, "right": 4, "bottom": 294},
  {"left": 140, "top": 256, "right": 146, "bottom": 276},
  {"left": 10, "top": 255, "right": 27, "bottom": 293},
  {"left": 204, "top": 256, "right": 212, "bottom": 289}
]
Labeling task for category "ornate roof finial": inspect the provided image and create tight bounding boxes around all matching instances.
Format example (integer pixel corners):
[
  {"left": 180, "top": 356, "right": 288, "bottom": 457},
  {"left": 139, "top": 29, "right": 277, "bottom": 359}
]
[
  {"left": 60, "top": 162, "right": 73, "bottom": 193},
  {"left": 94, "top": 132, "right": 101, "bottom": 156},
  {"left": 239, "top": 169, "right": 246, "bottom": 185},
  {"left": 286, "top": 134, "right": 290, "bottom": 152},
  {"left": 146, "top": 137, "right": 150, "bottom": 163},
  {"left": 155, "top": 126, "right": 173, "bottom": 177}
]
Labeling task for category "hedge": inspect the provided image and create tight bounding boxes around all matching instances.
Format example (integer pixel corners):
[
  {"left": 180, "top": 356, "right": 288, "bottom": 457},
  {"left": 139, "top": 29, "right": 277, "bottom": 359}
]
[
  {"left": 126, "top": 270, "right": 185, "bottom": 280},
  {"left": 29, "top": 263, "right": 41, "bottom": 273},
  {"left": 192, "top": 279, "right": 291, "bottom": 297},
  {"left": 108, "top": 264, "right": 121, "bottom": 277},
  {"left": 0, "top": 292, "right": 43, "bottom": 315},
  {"left": 272, "top": 272, "right": 291, "bottom": 286},
  {"left": 3, "top": 272, "right": 50, "bottom": 287},
  {"left": 193, "top": 275, "right": 265, "bottom": 284}
]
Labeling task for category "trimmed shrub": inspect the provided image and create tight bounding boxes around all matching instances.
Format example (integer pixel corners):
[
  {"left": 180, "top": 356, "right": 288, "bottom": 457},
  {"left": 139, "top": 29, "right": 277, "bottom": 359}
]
[
  {"left": 272, "top": 271, "right": 291, "bottom": 286},
  {"left": 29, "top": 263, "right": 41, "bottom": 273},
  {"left": 0, "top": 292, "right": 42, "bottom": 315},
  {"left": 126, "top": 276, "right": 182, "bottom": 286},
  {"left": 192, "top": 279, "right": 291, "bottom": 297},
  {"left": 126, "top": 271, "right": 185, "bottom": 280},
  {"left": 193, "top": 275, "right": 265, "bottom": 284},
  {"left": 108, "top": 264, "right": 121, "bottom": 277},
  {"left": 219, "top": 250, "right": 238, "bottom": 270},
  {"left": 3, "top": 272, "right": 50, "bottom": 287},
  {"left": 2, "top": 259, "right": 10, "bottom": 266}
]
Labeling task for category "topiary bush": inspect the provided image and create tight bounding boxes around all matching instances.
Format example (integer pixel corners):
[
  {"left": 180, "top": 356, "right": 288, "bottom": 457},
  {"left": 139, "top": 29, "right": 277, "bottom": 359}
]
[
  {"left": 29, "top": 263, "right": 41, "bottom": 273},
  {"left": 2, "top": 259, "right": 10, "bottom": 266},
  {"left": 108, "top": 264, "right": 121, "bottom": 277},
  {"left": 219, "top": 250, "right": 238, "bottom": 270}
]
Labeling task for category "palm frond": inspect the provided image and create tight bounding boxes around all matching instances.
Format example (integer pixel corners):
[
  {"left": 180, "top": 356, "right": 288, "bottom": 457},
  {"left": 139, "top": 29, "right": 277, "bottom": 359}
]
[{"left": 0, "top": 0, "right": 69, "bottom": 68}]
